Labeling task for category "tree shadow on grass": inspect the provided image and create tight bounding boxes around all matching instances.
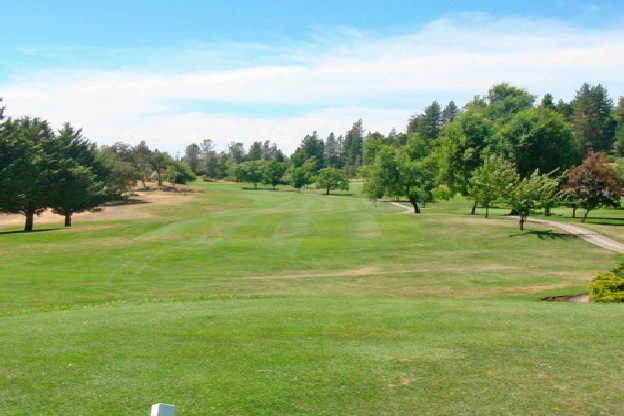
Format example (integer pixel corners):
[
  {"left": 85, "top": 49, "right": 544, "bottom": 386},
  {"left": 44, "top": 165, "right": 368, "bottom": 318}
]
[
  {"left": 102, "top": 198, "right": 150, "bottom": 207},
  {"left": 241, "top": 187, "right": 280, "bottom": 191},
  {"left": 509, "top": 229, "right": 576, "bottom": 240},
  {"left": 0, "top": 228, "right": 61, "bottom": 236}
]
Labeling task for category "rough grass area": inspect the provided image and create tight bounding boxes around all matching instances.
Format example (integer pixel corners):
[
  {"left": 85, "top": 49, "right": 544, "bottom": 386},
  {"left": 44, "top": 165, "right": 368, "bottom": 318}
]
[{"left": 1, "top": 182, "right": 622, "bottom": 415}]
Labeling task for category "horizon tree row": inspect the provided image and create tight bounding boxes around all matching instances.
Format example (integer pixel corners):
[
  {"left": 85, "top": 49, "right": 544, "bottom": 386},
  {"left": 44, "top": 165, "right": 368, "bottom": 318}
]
[{"left": 0, "top": 102, "right": 195, "bottom": 231}]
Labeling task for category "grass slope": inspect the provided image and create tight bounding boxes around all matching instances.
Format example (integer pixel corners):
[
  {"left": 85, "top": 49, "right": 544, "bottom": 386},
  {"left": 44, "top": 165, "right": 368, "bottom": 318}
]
[{"left": 1, "top": 182, "right": 622, "bottom": 415}]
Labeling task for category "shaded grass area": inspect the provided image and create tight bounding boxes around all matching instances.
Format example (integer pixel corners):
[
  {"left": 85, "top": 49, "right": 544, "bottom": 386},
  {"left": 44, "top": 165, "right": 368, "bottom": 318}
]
[{"left": 1, "top": 182, "right": 622, "bottom": 415}]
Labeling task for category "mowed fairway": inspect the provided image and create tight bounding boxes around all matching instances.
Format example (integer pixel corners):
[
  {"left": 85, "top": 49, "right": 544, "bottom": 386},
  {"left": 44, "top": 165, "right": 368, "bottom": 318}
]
[{"left": 1, "top": 182, "right": 624, "bottom": 415}]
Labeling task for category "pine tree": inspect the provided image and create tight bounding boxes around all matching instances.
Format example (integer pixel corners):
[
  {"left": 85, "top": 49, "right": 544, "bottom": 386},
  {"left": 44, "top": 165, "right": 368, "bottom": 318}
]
[
  {"left": 441, "top": 101, "right": 459, "bottom": 124},
  {"left": 540, "top": 94, "right": 556, "bottom": 110},
  {"left": 0, "top": 117, "right": 57, "bottom": 231},
  {"left": 571, "top": 83, "right": 616, "bottom": 155},
  {"left": 344, "top": 120, "right": 363, "bottom": 176},
  {"left": 324, "top": 132, "right": 339, "bottom": 168},
  {"left": 407, "top": 101, "right": 442, "bottom": 142},
  {"left": 611, "top": 97, "right": 624, "bottom": 155}
]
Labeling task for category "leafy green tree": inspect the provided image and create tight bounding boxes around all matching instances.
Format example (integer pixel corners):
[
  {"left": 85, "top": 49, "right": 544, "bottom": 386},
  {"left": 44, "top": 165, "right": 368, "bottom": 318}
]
[
  {"left": 485, "top": 83, "right": 535, "bottom": 123},
  {"left": 495, "top": 107, "right": 577, "bottom": 177},
  {"left": 562, "top": 152, "right": 621, "bottom": 222},
  {"left": 468, "top": 156, "right": 517, "bottom": 217},
  {"left": 0, "top": 117, "right": 56, "bottom": 231},
  {"left": 504, "top": 170, "right": 559, "bottom": 231},
  {"left": 433, "top": 107, "right": 494, "bottom": 213},
  {"left": 95, "top": 147, "right": 138, "bottom": 198},
  {"left": 164, "top": 161, "right": 196, "bottom": 184},
  {"left": 316, "top": 168, "right": 349, "bottom": 195},
  {"left": 571, "top": 83, "right": 616, "bottom": 155},
  {"left": 534, "top": 170, "right": 562, "bottom": 217},
  {"left": 149, "top": 150, "right": 172, "bottom": 186},
  {"left": 364, "top": 138, "right": 436, "bottom": 213},
  {"left": 432, "top": 184, "right": 454, "bottom": 201},
  {"left": 290, "top": 158, "right": 316, "bottom": 191},
  {"left": 236, "top": 160, "right": 267, "bottom": 188},
  {"left": 263, "top": 160, "right": 287, "bottom": 189},
  {"left": 362, "top": 133, "right": 387, "bottom": 165}
]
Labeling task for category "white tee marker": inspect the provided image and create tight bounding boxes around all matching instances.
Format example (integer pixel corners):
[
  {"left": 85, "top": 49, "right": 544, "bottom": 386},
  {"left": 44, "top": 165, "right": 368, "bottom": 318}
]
[{"left": 151, "top": 403, "right": 175, "bottom": 416}]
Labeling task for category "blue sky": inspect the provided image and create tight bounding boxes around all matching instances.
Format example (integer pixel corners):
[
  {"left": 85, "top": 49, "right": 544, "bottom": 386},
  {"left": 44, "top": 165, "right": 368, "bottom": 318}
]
[{"left": 2, "top": 1, "right": 624, "bottom": 153}]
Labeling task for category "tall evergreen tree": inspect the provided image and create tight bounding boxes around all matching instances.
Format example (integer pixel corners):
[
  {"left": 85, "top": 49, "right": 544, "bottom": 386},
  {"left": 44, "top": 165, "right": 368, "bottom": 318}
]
[
  {"left": 344, "top": 119, "right": 363, "bottom": 176},
  {"left": 296, "top": 132, "right": 325, "bottom": 172},
  {"left": 555, "top": 99, "right": 574, "bottom": 121},
  {"left": 247, "top": 141, "right": 263, "bottom": 161},
  {"left": 611, "top": 98, "right": 624, "bottom": 155},
  {"left": 47, "top": 124, "right": 108, "bottom": 227},
  {"left": 227, "top": 142, "right": 246, "bottom": 163},
  {"left": 182, "top": 143, "right": 202, "bottom": 173},
  {"left": 540, "top": 94, "right": 556, "bottom": 110},
  {"left": 324, "top": 132, "right": 340, "bottom": 168},
  {"left": 0, "top": 117, "right": 56, "bottom": 231},
  {"left": 441, "top": 101, "right": 460, "bottom": 124},
  {"left": 571, "top": 83, "right": 616, "bottom": 155},
  {"left": 407, "top": 101, "right": 442, "bottom": 142}
]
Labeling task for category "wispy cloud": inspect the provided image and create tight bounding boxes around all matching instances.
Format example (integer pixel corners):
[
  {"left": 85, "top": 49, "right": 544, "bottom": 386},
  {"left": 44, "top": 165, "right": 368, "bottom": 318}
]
[{"left": 2, "top": 14, "right": 624, "bottom": 153}]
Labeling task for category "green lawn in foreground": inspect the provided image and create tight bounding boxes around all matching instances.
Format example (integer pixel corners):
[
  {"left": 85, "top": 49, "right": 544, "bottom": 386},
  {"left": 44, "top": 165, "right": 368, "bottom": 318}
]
[{"left": 1, "top": 182, "right": 623, "bottom": 415}]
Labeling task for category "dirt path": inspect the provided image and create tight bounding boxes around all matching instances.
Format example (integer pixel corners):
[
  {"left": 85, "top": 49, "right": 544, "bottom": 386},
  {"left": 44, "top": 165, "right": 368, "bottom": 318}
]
[
  {"left": 518, "top": 217, "right": 624, "bottom": 254},
  {"left": 0, "top": 190, "right": 198, "bottom": 229}
]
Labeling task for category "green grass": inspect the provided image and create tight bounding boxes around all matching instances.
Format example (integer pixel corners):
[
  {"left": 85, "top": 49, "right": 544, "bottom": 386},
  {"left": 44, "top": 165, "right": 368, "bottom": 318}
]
[{"left": 1, "top": 182, "right": 623, "bottom": 415}]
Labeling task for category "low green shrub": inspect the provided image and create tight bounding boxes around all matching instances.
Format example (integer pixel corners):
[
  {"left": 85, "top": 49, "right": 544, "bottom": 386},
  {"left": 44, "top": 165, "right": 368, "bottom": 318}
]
[{"left": 590, "top": 262, "right": 624, "bottom": 302}]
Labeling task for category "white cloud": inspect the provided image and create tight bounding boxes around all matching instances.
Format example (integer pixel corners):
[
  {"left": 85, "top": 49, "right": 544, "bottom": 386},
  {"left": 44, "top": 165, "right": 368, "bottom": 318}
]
[{"left": 2, "top": 14, "right": 624, "bottom": 154}]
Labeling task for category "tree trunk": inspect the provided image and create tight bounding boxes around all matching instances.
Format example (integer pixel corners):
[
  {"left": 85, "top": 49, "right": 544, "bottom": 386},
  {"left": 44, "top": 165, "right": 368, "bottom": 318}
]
[
  {"left": 470, "top": 201, "right": 477, "bottom": 215},
  {"left": 545, "top": 207, "right": 551, "bottom": 216},
  {"left": 519, "top": 215, "right": 525, "bottom": 231},
  {"left": 326, "top": 187, "right": 330, "bottom": 195},
  {"left": 24, "top": 210, "right": 34, "bottom": 232},
  {"left": 410, "top": 198, "right": 421, "bottom": 214},
  {"left": 582, "top": 209, "right": 590, "bottom": 223},
  {"left": 157, "top": 171, "right": 163, "bottom": 187},
  {"left": 64, "top": 213, "right": 72, "bottom": 227},
  {"left": 141, "top": 178, "right": 147, "bottom": 189},
  {"left": 485, "top": 206, "right": 489, "bottom": 218},
  {"left": 572, "top": 206, "right": 576, "bottom": 218}
]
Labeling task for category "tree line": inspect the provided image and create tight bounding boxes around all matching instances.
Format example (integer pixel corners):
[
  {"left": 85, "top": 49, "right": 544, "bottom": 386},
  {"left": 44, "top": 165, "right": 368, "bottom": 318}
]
[
  {"left": 0, "top": 101, "right": 195, "bottom": 231},
  {"left": 2, "top": 81, "right": 623, "bottom": 231},
  {"left": 360, "top": 82, "right": 624, "bottom": 229}
]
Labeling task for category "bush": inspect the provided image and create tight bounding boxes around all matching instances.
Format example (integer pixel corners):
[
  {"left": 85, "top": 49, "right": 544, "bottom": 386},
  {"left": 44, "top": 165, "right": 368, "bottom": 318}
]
[
  {"left": 163, "top": 162, "right": 196, "bottom": 184},
  {"left": 432, "top": 184, "right": 454, "bottom": 201},
  {"left": 590, "top": 262, "right": 624, "bottom": 302}
]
